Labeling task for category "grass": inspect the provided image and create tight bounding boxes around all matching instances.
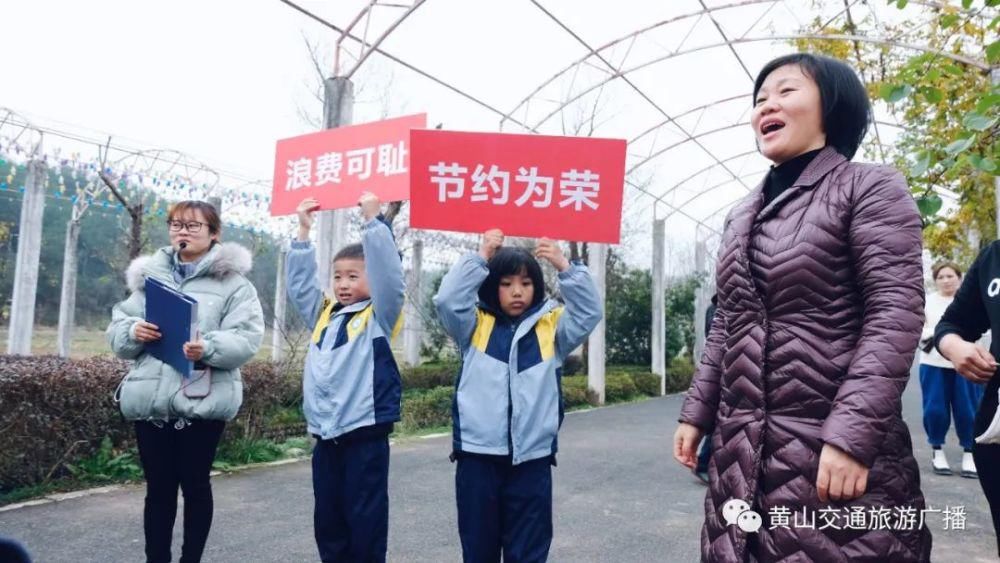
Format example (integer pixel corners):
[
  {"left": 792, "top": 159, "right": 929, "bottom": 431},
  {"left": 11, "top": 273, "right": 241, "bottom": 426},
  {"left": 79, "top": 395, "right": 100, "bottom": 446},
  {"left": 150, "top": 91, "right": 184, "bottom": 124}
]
[
  {"left": 0, "top": 435, "right": 314, "bottom": 507},
  {"left": 0, "top": 325, "right": 284, "bottom": 361}
]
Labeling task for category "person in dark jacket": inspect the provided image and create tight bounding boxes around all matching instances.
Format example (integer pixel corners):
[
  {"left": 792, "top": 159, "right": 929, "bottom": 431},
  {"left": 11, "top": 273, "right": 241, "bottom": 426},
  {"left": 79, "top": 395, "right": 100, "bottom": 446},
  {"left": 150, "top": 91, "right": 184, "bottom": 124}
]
[
  {"left": 935, "top": 244, "right": 1000, "bottom": 555},
  {"left": 693, "top": 295, "right": 718, "bottom": 483},
  {"left": 672, "top": 53, "right": 931, "bottom": 561}
]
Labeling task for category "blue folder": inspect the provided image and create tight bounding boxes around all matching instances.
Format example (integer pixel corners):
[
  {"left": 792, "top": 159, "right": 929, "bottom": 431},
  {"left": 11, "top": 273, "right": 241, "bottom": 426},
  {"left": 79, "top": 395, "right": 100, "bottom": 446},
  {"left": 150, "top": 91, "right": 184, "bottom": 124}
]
[{"left": 144, "top": 277, "right": 199, "bottom": 378}]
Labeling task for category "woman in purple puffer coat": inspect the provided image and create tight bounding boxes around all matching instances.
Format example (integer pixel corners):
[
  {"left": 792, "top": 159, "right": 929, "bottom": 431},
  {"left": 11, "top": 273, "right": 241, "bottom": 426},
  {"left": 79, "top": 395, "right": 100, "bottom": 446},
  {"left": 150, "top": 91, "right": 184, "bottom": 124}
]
[{"left": 672, "top": 53, "right": 932, "bottom": 562}]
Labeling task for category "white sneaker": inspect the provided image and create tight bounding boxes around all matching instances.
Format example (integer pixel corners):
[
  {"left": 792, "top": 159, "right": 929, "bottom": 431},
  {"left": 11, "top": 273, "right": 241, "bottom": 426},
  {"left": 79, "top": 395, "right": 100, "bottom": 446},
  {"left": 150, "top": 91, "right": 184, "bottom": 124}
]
[
  {"left": 961, "top": 452, "right": 978, "bottom": 479},
  {"left": 932, "top": 449, "right": 952, "bottom": 475}
]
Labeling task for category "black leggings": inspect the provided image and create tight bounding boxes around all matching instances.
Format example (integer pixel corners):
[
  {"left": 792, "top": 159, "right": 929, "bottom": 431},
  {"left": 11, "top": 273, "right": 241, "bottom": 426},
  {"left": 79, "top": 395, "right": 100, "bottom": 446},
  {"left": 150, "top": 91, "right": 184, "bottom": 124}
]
[{"left": 134, "top": 420, "right": 225, "bottom": 563}]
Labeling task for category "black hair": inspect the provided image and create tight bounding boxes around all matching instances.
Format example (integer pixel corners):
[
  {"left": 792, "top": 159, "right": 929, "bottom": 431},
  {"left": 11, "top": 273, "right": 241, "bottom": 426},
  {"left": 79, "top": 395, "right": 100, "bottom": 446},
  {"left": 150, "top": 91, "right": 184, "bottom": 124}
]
[
  {"left": 168, "top": 200, "right": 222, "bottom": 235},
  {"left": 333, "top": 243, "right": 364, "bottom": 262},
  {"left": 752, "top": 53, "right": 871, "bottom": 160},
  {"left": 478, "top": 247, "right": 546, "bottom": 313}
]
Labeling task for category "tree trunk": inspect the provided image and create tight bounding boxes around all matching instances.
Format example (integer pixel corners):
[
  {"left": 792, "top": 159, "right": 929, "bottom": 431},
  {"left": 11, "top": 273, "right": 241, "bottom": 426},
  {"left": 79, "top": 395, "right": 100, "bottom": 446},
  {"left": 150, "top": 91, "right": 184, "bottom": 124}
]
[{"left": 128, "top": 204, "right": 143, "bottom": 260}]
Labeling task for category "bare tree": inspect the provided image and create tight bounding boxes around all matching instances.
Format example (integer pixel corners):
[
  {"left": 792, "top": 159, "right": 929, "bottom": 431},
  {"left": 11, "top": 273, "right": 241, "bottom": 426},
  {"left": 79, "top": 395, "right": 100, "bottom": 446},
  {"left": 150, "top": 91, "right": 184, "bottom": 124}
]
[{"left": 56, "top": 155, "right": 108, "bottom": 357}]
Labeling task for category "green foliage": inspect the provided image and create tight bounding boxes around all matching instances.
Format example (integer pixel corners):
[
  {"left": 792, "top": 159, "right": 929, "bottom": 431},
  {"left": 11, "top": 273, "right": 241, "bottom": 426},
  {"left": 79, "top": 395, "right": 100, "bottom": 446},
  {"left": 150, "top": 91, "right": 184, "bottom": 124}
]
[
  {"left": 604, "top": 254, "right": 699, "bottom": 365},
  {"left": 604, "top": 374, "right": 639, "bottom": 402},
  {"left": 626, "top": 372, "right": 660, "bottom": 397},
  {"left": 0, "top": 356, "right": 299, "bottom": 492},
  {"left": 402, "top": 361, "right": 459, "bottom": 390},
  {"left": 798, "top": 1, "right": 998, "bottom": 264},
  {"left": 561, "top": 376, "right": 590, "bottom": 408},
  {"left": 400, "top": 386, "right": 454, "bottom": 431},
  {"left": 666, "top": 355, "right": 696, "bottom": 393},
  {"left": 64, "top": 436, "right": 142, "bottom": 483},
  {"left": 419, "top": 270, "right": 457, "bottom": 362},
  {"left": 605, "top": 267, "right": 653, "bottom": 364},
  {"left": 214, "top": 438, "right": 287, "bottom": 466}
]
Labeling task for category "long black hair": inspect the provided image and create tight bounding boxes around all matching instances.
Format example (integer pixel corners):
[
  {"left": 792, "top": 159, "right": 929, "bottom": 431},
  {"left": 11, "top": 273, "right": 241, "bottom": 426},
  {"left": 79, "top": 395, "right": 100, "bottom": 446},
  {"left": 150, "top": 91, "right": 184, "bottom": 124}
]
[
  {"left": 752, "top": 53, "right": 871, "bottom": 160},
  {"left": 478, "top": 247, "right": 546, "bottom": 313}
]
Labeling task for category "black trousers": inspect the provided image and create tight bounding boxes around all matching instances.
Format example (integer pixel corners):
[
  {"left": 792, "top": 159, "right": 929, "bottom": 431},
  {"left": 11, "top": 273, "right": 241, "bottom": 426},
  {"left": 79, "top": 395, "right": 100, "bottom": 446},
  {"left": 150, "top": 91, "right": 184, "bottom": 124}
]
[
  {"left": 973, "top": 376, "right": 1000, "bottom": 556},
  {"left": 134, "top": 420, "right": 225, "bottom": 563}
]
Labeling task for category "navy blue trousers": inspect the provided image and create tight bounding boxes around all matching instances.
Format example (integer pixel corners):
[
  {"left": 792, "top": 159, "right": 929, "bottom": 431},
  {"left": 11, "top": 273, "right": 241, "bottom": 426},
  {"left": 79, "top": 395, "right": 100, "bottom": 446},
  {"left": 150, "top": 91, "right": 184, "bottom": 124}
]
[
  {"left": 696, "top": 436, "right": 712, "bottom": 473},
  {"left": 455, "top": 454, "right": 553, "bottom": 563},
  {"left": 312, "top": 434, "right": 390, "bottom": 563},
  {"left": 919, "top": 364, "right": 984, "bottom": 449}
]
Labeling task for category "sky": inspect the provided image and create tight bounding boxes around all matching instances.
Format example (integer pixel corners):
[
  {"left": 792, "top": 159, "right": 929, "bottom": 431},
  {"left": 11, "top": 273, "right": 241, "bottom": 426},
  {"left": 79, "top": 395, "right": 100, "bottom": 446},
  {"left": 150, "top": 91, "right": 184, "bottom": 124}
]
[{"left": 0, "top": 0, "right": 928, "bottom": 269}]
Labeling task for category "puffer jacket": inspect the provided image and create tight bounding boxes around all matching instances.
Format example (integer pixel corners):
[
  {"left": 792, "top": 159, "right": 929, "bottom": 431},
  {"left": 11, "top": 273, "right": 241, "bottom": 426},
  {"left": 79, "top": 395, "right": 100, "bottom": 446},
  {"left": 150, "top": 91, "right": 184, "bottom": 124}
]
[
  {"left": 679, "top": 147, "right": 932, "bottom": 562},
  {"left": 435, "top": 253, "right": 602, "bottom": 465},
  {"left": 285, "top": 218, "right": 405, "bottom": 440},
  {"left": 107, "top": 242, "right": 264, "bottom": 421}
]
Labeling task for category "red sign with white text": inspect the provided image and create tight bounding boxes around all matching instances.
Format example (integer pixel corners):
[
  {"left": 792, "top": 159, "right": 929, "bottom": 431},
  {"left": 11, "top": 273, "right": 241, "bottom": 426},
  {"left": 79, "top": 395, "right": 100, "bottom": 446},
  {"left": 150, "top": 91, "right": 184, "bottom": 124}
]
[
  {"left": 409, "top": 129, "right": 625, "bottom": 243},
  {"left": 270, "top": 113, "right": 427, "bottom": 215}
]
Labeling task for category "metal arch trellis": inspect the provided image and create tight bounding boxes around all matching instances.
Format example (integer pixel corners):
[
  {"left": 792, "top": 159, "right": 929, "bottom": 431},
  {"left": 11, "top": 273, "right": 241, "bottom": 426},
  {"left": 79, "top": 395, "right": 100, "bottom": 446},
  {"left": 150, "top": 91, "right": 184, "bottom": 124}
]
[
  {"left": 277, "top": 0, "right": 991, "bottom": 237},
  {"left": 0, "top": 108, "right": 44, "bottom": 161},
  {"left": 498, "top": 0, "right": 990, "bottom": 220},
  {"left": 0, "top": 113, "right": 297, "bottom": 238}
]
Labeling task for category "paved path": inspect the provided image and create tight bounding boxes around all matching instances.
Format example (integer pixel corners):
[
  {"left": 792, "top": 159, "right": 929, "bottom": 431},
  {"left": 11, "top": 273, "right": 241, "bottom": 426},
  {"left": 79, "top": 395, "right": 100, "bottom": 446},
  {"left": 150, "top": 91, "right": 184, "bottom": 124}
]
[{"left": 2, "top": 377, "right": 996, "bottom": 562}]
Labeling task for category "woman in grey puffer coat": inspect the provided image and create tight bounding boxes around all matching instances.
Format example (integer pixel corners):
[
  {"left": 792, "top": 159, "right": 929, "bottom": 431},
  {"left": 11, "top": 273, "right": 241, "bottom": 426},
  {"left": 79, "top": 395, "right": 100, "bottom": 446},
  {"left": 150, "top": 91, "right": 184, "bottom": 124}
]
[
  {"left": 107, "top": 200, "right": 263, "bottom": 563},
  {"left": 672, "top": 54, "right": 932, "bottom": 562}
]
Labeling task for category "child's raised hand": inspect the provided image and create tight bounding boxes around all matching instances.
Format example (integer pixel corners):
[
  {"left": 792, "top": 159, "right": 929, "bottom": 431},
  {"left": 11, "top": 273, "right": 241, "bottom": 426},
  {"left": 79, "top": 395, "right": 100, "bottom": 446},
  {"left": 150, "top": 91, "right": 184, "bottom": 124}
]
[
  {"left": 296, "top": 198, "right": 320, "bottom": 230},
  {"left": 535, "top": 238, "right": 570, "bottom": 272},
  {"left": 479, "top": 229, "right": 504, "bottom": 261},
  {"left": 359, "top": 191, "right": 381, "bottom": 221}
]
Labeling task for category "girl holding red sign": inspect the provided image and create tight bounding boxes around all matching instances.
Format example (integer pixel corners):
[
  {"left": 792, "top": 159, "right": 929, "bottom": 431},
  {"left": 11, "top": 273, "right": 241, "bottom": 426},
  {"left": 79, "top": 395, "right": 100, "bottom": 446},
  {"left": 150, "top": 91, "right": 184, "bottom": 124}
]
[{"left": 434, "top": 229, "right": 602, "bottom": 562}]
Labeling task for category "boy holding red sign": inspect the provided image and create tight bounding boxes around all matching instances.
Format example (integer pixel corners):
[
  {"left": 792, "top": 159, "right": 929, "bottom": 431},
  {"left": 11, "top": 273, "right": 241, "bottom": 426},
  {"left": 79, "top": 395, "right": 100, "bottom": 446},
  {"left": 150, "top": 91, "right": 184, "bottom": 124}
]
[
  {"left": 285, "top": 193, "right": 404, "bottom": 563},
  {"left": 434, "top": 229, "right": 603, "bottom": 562}
]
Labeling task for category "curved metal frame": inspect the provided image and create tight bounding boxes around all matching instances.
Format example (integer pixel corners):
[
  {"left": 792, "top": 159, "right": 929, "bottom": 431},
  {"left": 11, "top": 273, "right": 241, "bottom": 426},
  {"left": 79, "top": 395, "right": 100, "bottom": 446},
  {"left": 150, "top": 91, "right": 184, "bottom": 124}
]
[{"left": 278, "top": 0, "right": 995, "bottom": 226}]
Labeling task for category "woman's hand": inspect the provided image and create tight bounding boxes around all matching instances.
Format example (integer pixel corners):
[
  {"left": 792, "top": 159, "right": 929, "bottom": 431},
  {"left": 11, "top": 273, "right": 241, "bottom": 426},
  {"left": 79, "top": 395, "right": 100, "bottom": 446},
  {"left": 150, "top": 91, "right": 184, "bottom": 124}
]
[
  {"left": 534, "top": 238, "right": 570, "bottom": 272},
  {"left": 479, "top": 229, "right": 504, "bottom": 261},
  {"left": 183, "top": 340, "right": 205, "bottom": 362},
  {"left": 939, "top": 333, "right": 997, "bottom": 384},
  {"left": 673, "top": 422, "right": 704, "bottom": 469},
  {"left": 816, "top": 443, "right": 868, "bottom": 502},
  {"left": 296, "top": 197, "right": 320, "bottom": 241},
  {"left": 132, "top": 321, "right": 161, "bottom": 343}
]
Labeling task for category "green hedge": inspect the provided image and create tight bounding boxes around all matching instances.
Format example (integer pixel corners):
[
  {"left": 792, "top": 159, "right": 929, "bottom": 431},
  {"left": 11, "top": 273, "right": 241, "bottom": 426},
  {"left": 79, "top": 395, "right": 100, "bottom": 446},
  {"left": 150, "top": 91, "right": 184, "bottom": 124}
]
[
  {"left": 0, "top": 356, "right": 301, "bottom": 493},
  {"left": 400, "top": 362, "right": 459, "bottom": 390},
  {"left": 1, "top": 355, "right": 670, "bottom": 495},
  {"left": 400, "top": 386, "right": 453, "bottom": 431}
]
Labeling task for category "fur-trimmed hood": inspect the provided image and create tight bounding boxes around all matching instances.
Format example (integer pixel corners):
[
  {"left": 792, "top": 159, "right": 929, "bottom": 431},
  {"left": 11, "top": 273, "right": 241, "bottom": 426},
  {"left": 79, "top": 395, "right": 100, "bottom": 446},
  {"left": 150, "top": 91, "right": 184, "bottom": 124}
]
[{"left": 125, "top": 242, "right": 253, "bottom": 292}]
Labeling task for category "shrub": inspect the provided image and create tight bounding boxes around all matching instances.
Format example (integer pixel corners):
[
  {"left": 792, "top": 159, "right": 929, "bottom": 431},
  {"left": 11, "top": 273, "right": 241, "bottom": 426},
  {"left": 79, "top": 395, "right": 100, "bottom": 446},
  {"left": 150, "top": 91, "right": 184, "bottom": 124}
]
[
  {"left": 604, "top": 374, "right": 639, "bottom": 402},
  {"left": 0, "top": 356, "right": 301, "bottom": 492},
  {"left": 628, "top": 372, "right": 661, "bottom": 397},
  {"left": 561, "top": 376, "right": 589, "bottom": 408},
  {"left": 400, "top": 386, "right": 453, "bottom": 431},
  {"left": 666, "top": 355, "right": 696, "bottom": 393},
  {"left": 401, "top": 362, "right": 459, "bottom": 390},
  {"left": 0, "top": 355, "right": 132, "bottom": 491}
]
